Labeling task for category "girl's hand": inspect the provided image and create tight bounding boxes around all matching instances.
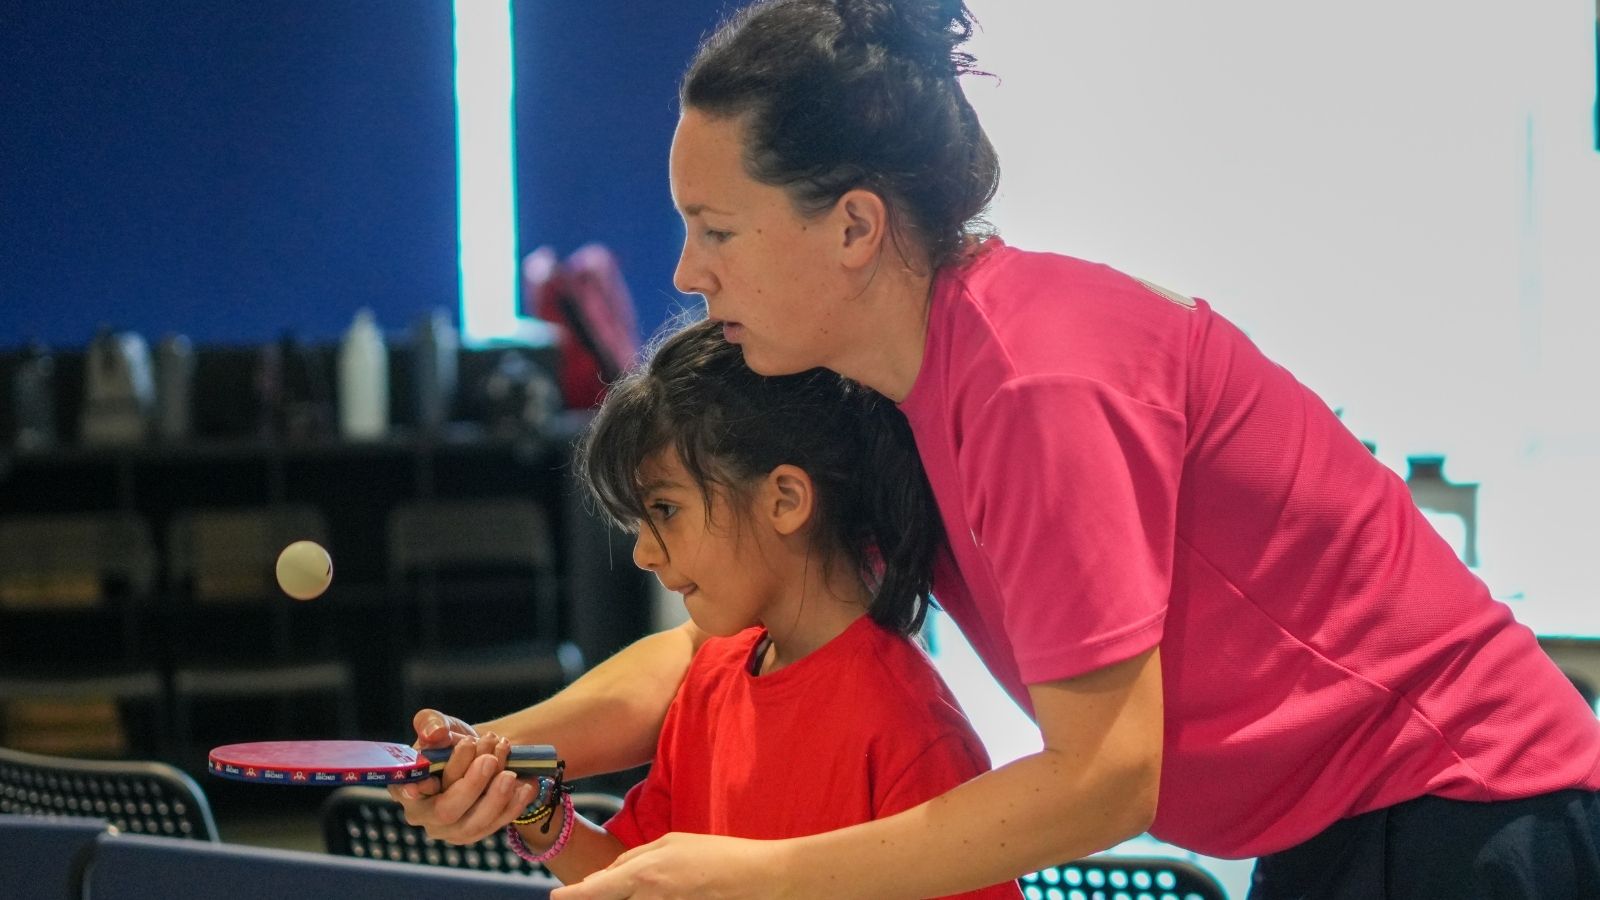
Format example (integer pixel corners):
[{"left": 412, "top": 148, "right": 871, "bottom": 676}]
[
  {"left": 387, "top": 711, "right": 537, "bottom": 844},
  {"left": 552, "top": 832, "right": 795, "bottom": 900}
]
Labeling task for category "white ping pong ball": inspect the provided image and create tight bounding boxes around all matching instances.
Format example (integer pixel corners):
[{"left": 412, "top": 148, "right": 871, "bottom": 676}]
[{"left": 276, "top": 540, "right": 333, "bottom": 601}]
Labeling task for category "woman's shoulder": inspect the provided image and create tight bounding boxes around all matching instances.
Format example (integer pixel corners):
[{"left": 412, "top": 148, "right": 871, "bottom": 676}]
[
  {"left": 943, "top": 238, "right": 1115, "bottom": 297},
  {"left": 921, "top": 238, "right": 1202, "bottom": 411}
]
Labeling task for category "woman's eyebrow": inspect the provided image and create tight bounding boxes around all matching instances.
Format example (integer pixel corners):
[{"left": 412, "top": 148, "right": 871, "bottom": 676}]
[{"left": 680, "top": 202, "right": 734, "bottom": 218}]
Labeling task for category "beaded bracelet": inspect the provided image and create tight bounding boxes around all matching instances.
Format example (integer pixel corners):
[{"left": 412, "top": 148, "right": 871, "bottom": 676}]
[
  {"left": 505, "top": 789, "right": 576, "bottom": 865},
  {"left": 512, "top": 776, "right": 558, "bottom": 825}
]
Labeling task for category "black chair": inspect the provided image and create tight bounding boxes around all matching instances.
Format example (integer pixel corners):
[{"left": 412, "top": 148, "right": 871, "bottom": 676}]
[
  {"left": 386, "top": 498, "right": 582, "bottom": 724},
  {"left": 1021, "top": 855, "right": 1228, "bottom": 900},
  {"left": 1563, "top": 669, "right": 1597, "bottom": 714},
  {"left": 321, "top": 784, "right": 623, "bottom": 878},
  {"left": 1404, "top": 455, "right": 1479, "bottom": 566},
  {"left": 0, "top": 743, "right": 218, "bottom": 841},
  {"left": 164, "top": 504, "right": 358, "bottom": 762},
  {"left": 0, "top": 512, "right": 165, "bottom": 757},
  {"left": 84, "top": 830, "right": 558, "bottom": 899},
  {"left": 0, "top": 814, "right": 111, "bottom": 900}
]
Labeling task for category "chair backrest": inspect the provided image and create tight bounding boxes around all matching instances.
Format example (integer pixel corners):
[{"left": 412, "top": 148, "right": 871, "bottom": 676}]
[
  {"left": 168, "top": 504, "right": 330, "bottom": 602},
  {"left": 84, "top": 831, "right": 557, "bottom": 900},
  {"left": 0, "top": 814, "right": 110, "bottom": 900},
  {"left": 385, "top": 498, "right": 557, "bottom": 649},
  {"left": 1021, "top": 855, "right": 1228, "bottom": 900},
  {"left": 166, "top": 504, "right": 331, "bottom": 655},
  {"left": 0, "top": 512, "right": 156, "bottom": 608},
  {"left": 0, "top": 512, "right": 157, "bottom": 660},
  {"left": 386, "top": 498, "right": 553, "bottom": 575},
  {"left": 321, "top": 785, "right": 622, "bottom": 878},
  {"left": 0, "top": 744, "right": 219, "bottom": 841}
]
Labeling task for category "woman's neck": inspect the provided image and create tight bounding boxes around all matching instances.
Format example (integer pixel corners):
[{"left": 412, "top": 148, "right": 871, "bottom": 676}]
[{"left": 828, "top": 253, "right": 936, "bottom": 403}]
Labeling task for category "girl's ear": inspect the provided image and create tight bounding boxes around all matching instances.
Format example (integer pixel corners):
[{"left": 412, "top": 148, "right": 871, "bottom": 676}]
[{"left": 762, "top": 464, "right": 815, "bottom": 537}]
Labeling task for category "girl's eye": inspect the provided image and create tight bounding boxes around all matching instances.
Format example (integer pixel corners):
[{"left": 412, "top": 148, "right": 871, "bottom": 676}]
[
  {"left": 649, "top": 502, "right": 679, "bottom": 521},
  {"left": 704, "top": 229, "right": 732, "bottom": 244}
]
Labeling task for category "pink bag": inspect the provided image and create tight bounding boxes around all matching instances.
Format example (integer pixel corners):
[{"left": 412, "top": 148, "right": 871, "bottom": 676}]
[{"left": 522, "top": 244, "right": 641, "bottom": 409}]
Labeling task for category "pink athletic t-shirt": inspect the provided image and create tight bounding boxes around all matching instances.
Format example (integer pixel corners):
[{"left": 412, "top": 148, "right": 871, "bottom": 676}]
[{"left": 899, "top": 239, "right": 1600, "bottom": 859}]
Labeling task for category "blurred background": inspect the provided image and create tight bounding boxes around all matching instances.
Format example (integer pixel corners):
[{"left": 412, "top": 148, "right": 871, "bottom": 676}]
[{"left": 2, "top": 2, "right": 1597, "bottom": 896}]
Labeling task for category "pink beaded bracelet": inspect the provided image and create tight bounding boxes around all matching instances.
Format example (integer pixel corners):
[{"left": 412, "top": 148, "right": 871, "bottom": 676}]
[{"left": 505, "top": 790, "right": 576, "bottom": 865}]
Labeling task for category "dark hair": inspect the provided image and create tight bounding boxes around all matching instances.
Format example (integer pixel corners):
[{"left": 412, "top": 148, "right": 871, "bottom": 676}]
[
  {"left": 681, "top": 0, "right": 999, "bottom": 270},
  {"left": 577, "top": 317, "right": 944, "bottom": 635}
]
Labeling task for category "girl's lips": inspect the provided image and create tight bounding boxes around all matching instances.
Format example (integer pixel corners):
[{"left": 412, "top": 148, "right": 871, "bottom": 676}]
[{"left": 720, "top": 321, "right": 744, "bottom": 343}]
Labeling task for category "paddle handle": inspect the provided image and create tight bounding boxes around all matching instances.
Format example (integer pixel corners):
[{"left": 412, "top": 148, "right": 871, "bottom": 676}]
[{"left": 419, "top": 743, "right": 561, "bottom": 777}]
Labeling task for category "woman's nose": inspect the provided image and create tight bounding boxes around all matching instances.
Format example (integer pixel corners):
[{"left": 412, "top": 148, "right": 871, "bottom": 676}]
[{"left": 673, "top": 241, "right": 714, "bottom": 297}]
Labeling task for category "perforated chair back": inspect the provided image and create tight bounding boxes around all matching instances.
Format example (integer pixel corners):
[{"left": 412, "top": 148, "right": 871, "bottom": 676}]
[
  {"left": 322, "top": 785, "right": 622, "bottom": 878},
  {"left": 0, "top": 744, "right": 218, "bottom": 841},
  {"left": 1021, "top": 855, "right": 1227, "bottom": 900}
]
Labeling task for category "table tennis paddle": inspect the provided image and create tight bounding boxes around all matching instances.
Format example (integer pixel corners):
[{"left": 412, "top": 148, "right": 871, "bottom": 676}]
[{"left": 207, "top": 740, "right": 560, "bottom": 786}]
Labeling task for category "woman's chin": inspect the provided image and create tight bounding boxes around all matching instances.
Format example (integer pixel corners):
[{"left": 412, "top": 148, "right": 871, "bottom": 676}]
[{"left": 736, "top": 345, "right": 807, "bottom": 377}]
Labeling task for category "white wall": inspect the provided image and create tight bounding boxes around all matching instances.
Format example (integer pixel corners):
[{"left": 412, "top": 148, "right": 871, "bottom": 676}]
[{"left": 959, "top": 0, "right": 1600, "bottom": 635}]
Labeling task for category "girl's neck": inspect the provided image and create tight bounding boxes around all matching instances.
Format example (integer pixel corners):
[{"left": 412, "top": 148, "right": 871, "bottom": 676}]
[{"left": 756, "top": 550, "right": 874, "bottom": 675}]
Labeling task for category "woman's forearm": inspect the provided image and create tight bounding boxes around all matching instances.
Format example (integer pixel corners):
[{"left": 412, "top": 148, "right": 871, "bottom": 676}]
[
  {"left": 782, "top": 744, "right": 1158, "bottom": 898},
  {"left": 779, "top": 649, "right": 1165, "bottom": 898},
  {"left": 477, "top": 621, "right": 707, "bottom": 779}
]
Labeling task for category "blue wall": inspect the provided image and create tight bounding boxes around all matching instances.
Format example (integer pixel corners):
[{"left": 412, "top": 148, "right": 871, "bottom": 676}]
[{"left": 0, "top": 1, "right": 723, "bottom": 349}]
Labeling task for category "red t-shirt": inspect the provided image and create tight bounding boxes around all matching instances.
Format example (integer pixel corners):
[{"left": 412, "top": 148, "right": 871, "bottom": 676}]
[
  {"left": 606, "top": 616, "right": 1021, "bottom": 899},
  {"left": 900, "top": 239, "right": 1600, "bottom": 858}
]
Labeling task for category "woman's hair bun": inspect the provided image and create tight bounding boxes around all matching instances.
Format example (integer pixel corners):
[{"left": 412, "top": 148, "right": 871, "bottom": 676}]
[{"left": 834, "top": 0, "right": 978, "bottom": 76}]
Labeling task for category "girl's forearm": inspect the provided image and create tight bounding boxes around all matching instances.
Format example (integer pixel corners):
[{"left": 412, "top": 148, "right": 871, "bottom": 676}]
[
  {"left": 517, "top": 812, "right": 628, "bottom": 886},
  {"left": 476, "top": 621, "right": 707, "bottom": 778}
]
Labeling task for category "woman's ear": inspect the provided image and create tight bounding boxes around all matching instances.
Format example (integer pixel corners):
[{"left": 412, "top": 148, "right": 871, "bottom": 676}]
[
  {"left": 762, "top": 464, "right": 815, "bottom": 536},
  {"left": 834, "top": 188, "right": 889, "bottom": 270}
]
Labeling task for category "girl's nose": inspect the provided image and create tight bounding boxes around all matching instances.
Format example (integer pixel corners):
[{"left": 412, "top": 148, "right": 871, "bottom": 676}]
[{"left": 632, "top": 527, "right": 665, "bottom": 571}]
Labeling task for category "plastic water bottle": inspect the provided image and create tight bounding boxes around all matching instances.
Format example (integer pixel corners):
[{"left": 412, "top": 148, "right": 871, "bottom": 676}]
[
  {"left": 155, "top": 334, "right": 194, "bottom": 441},
  {"left": 13, "top": 343, "right": 57, "bottom": 451},
  {"left": 338, "top": 308, "right": 389, "bottom": 440},
  {"left": 413, "top": 308, "right": 458, "bottom": 434}
]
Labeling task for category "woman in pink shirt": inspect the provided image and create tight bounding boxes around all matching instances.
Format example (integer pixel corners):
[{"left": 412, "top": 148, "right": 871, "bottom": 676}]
[{"left": 395, "top": 1, "right": 1600, "bottom": 896}]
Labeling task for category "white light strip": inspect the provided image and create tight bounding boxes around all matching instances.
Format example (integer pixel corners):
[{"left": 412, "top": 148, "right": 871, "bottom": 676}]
[{"left": 453, "top": 0, "right": 520, "bottom": 344}]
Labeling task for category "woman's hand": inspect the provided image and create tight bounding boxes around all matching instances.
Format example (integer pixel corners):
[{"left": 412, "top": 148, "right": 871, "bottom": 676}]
[
  {"left": 552, "top": 832, "right": 794, "bottom": 900},
  {"left": 387, "top": 709, "right": 537, "bottom": 844}
]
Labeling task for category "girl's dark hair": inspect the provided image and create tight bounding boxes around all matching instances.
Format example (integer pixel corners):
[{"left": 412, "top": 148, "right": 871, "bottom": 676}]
[
  {"left": 681, "top": 0, "right": 999, "bottom": 270},
  {"left": 577, "top": 317, "right": 945, "bottom": 636}
]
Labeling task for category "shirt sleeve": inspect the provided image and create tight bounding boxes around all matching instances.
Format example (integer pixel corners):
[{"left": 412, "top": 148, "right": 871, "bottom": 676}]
[
  {"left": 959, "top": 374, "right": 1182, "bottom": 684},
  {"left": 602, "top": 757, "right": 671, "bottom": 850},
  {"left": 876, "top": 733, "right": 1024, "bottom": 899}
]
